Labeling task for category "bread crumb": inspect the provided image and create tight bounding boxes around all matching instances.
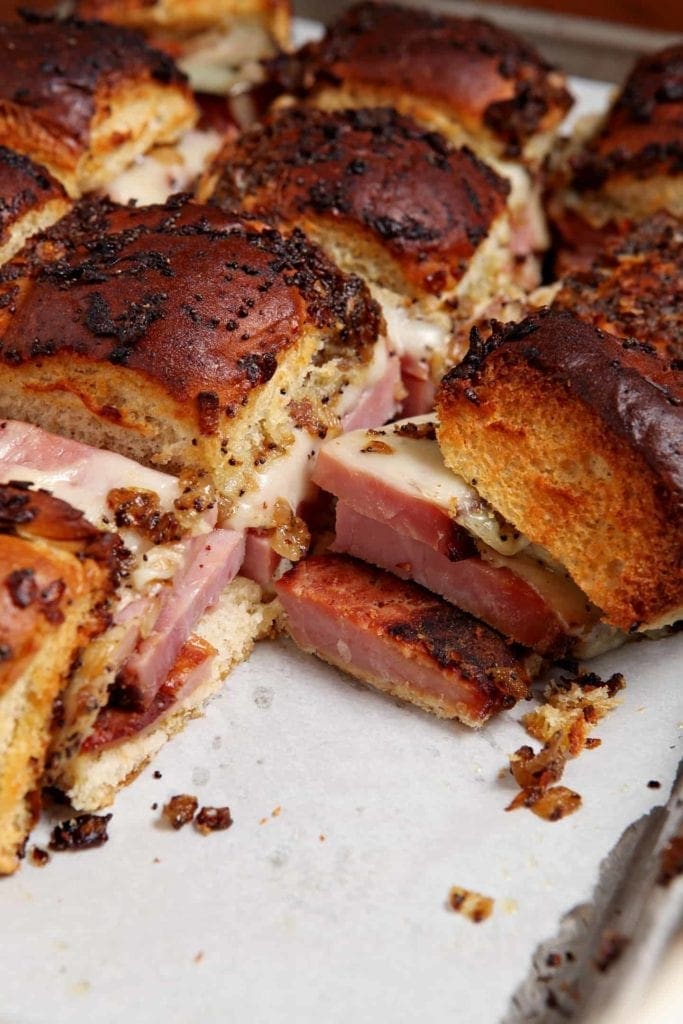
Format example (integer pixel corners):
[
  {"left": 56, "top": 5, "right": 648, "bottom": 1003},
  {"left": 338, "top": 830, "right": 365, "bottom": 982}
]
[
  {"left": 194, "top": 806, "right": 232, "bottom": 834},
  {"left": 163, "top": 794, "right": 198, "bottom": 830},
  {"left": 448, "top": 886, "right": 494, "bottom": 923},
  {"left": 506, "top": 670, "right": 624, "bottom": 819}
]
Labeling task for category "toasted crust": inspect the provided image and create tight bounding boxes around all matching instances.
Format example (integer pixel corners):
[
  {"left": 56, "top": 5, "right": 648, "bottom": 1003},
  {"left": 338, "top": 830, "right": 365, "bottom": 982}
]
[
  {"left": 437, "top": 310, "right": 683, "bottom": 632},
  {"left": 0, "top": 196, "right": 382, "bottom": 517},
  {"left": 571, "top": 45, "right": 683, "bottom": 212},
  {"left": 276, "top": 553, "right": 531, "bottom": 727},
  {"left": 551, "top": 213, "right": 683, "bottom": 364},
  {"left": 548, "top": 45, "right": 683, "bottom": 255},
  {"left": 270, "top": 2, "right": 571, "bottom": 164},
  {"left": 74, "top": 0, "right": 290, "bottom": 43},
  {"left": 0, "top": 484, "right": 119, "bottom": 873},
  {"left": 208, "top": 106, "right": 509, "bottom": 299},
  {"left": 0, "top": 147, "right": 71, "bottom": 267},
  {"left": 52, "top": 576, "right": 278, "bottom": 811},
  {"left": 0, "top": 17, "right": 197, "bottom": 197}
]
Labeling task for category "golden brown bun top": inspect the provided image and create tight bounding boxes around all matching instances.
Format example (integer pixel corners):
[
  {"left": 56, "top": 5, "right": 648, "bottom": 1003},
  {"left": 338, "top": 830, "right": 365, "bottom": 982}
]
[
  {"left": 212, "top": 107, "right": 509, "bottom": 296},
  {"left": 438, "top": 308, "right": 683, "bottom": 512},
  {"left": 0, "top": 15, "right": 188, "bottom": 151},
  {"left": 0, "top": 146, "right": 67, "bottom": 241},
  {"left": 74, "top": 0, "right": 287, "bottom": 33},
  {"left": 271, "top": 2, "right": 572, "bottom": 157},
  {"left": 0, "top": 195, "right": 381, "bottom": 420},
  {"left": 552, "top": 213, "right": 683, "bottom": 364},
  {"left": 0, "top": 482, "right": 122, "bottom": 694},
  {"left": 571, "top": 44, "right": 683, "bottom": 191}
]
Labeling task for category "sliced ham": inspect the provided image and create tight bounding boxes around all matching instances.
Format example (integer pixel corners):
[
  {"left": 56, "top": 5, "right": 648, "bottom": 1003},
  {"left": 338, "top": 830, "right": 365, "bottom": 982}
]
[
  {"left": 313, "top": 421, "right": 479, "bottom": 559},
  {"left": 0, "top": 419, "right": 183, "bottom": 529},
  {"left": 341, "top": 349, "right": 402, "bottom": 432},
  {"left": 117, "top": 528, "right": 245, "bottom": 709},
  {"left": 242, "top": 529, "right": 283, "bottom": 591},
  {"left": 276, "top": 554, "right": 531, "bottom": 727},
  {"left": 82, "top": 636, "right": 216, "bottom": 753},
  {"left": 332, "top": 503, "right": 569, "bottom": 655},
  {"left": 400, "top": 368, "right": 437, "bottom": 417}
]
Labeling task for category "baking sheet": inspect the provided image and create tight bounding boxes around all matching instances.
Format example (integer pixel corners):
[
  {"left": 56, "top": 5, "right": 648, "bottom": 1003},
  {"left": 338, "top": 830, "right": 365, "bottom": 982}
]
[{"left": 3, "top": 25, "right": 681, "bottom": 1024}]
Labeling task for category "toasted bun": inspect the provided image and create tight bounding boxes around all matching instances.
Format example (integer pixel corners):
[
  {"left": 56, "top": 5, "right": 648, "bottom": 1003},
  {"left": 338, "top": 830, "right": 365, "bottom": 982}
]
[
  {"left": 0, "top": 148, "right": 71, "bottom": 268},
  {"left": 269, "top": 2, "right": 571, "bottom": 166},
  {"left": 0, "top": 484, "right": 119, "bottom": 873},
  {"left": 0, "top": 17, "right": 197, "bottom": 197},
  {"left": 60, "top": 577, "right": 278, "bottom": 812},
  {"left": 548, "top": 44, "right": 683, "bottom": 260},
  {"left": 276, "top": 553, "right": 531, "bottom": 728},
  {"left": 0, "top": 196, "right": 382, "bottom": 521},
  {"left": 207, "top": 106, "right": 511, "bottom": 301},
  {"left": 437, "top": 310, "right": 683, "bottom": 632},
  {"left": 551, "top": 213, "right": 683, "bottom": 365},
  {"left": 74, "top": 0, "right": 290, "bottom": 43},
  {"left": 570, "top": 45, "right": 683, "bottom": 222}
]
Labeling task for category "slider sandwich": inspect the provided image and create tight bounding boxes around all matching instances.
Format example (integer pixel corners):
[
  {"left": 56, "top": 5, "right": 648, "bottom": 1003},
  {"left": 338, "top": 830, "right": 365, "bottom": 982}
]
[
  {"left": 549, "top": 213, "right": 683, "bottom": 365},
  {"left": 0, "top": 483, "right": 120, "bottom": 873},
  {"left": 474, "top": 212, "right": 683, "bottom": 365},
  {"left": 0, "top": 148, "right": 71, "bottom": 268},
  {"left": 269, "top": 1, "right": 573, "bottom": 268},
  {"left": 72, "top": 0, "right": 291, "bottom": 96},
  {"left": 0, "top": 422, "right": 271, "bottom": 814},
  {"left": 0, "top": 194, "right": 392, "bottom": 585},
  {"left": 0, "top": 15, "right": 198, "bottom": 198},
  {"left": 276, "top": 309, "right": 682, "bottom": 719},
  {"left": 203, "top": 106, "right": 522, "bottom": 414},
  {"left": 547, "top": 43, "right": 683, "bottom": 271}
]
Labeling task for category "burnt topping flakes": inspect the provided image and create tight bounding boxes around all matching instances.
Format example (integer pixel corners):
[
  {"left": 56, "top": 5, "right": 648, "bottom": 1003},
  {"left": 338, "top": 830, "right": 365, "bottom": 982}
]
[
  {"left": 552, "top": 213, "right": 683, "bottom": 364},
  {"left": 48, "top": 812, "right": 112, "bottom": 851},
  {"left": 163, "top": 793, "right": 198, "bottom": 830},
  {"left": 194, "top": 806, "right": 233, "bottom": 834},
  {"left": 439, "top": 309, "right": 683, "bottom": 503},
  {"left": 506, "top": 669, "right": 624, "bottom": 821},
  {"left": 0, "top": 197, "right": 381, "bottom": 408},
  {"left": 268, "top": 2, "right": 571, "bottom": 155},
  {"left": 0, "top": 147, "right": 65, "bottom": 236},
  {"left": 0, "top": 16, "right": 185, "bottom": 149},
  {"left": 216, "top": 107, "right": 508, "bottom": 291},
  {"left": 0, "top": 482, "right": 126, "bottom": 584},
  {"left": 106, "top": 487, "right": 183, "bottom": 545},
  {"left": 571, "top": 44, "right": 683, "bottom": 191}
]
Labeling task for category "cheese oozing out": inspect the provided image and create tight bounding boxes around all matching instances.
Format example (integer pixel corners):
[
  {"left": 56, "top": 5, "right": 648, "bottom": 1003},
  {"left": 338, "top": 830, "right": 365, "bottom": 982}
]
[
  {"left": 105, "top": 128, "right": 223, "bottom": 207},
  {"left": 319, "top": 417, "right": 625, "bottom": 655}
]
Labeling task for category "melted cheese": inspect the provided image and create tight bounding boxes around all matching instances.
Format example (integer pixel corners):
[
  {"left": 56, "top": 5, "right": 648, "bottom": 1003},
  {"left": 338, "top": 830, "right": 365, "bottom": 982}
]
[
  {"left": 370, "top": 286, "right": 451, "bottom": 365},
  {"left": 325, "top": 417, "right": 529, "bottom": 557},
  {"left": 105, "top": 129, "right": 222, "bottom": 207},
  {"left": 226, "top": 427, "right": 318, "bottom": 531}
]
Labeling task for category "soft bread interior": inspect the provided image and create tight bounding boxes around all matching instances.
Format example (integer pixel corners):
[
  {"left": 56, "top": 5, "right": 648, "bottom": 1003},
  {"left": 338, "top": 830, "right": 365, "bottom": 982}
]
[{"left": 60, "top": 577, "right": 278, "bottom": 811}]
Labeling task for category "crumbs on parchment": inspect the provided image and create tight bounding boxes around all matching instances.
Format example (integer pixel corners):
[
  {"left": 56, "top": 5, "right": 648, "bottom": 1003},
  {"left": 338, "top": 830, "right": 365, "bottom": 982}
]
[
  {"left": 505, "top": 670, "right": 625, "bottom": 821},
  {"left": 49, "top": 813, "right": 112, "bottom": 851},
  {"left": 448, "top": 886, "right": 494, "bottom": 923}
]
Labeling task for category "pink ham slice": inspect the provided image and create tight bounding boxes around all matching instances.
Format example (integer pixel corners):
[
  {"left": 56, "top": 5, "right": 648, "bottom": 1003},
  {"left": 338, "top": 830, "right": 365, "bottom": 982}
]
[
  {"left": 242, "top": 529, "right": 282, "bottom": 591},
  {"left": 276, "top": 554, "right": 531, "bottom": 727},
  {"left": 341, "top": 349, "right": 402, "bottom": 432},
  {"left": 331, "top": 503, "right": 568, "bottom": 655},
  {"left": 313, "top": 443, "right": 474, "bottom": 560},
  {"left": 83, "top": 635, "right": 216, "bottom": 753},
  {"left": 401, "top": 371, "right": 437, "bottom": 417},
  {"left": 117, "top": 528, "right": 245, "bottom": 709}
]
